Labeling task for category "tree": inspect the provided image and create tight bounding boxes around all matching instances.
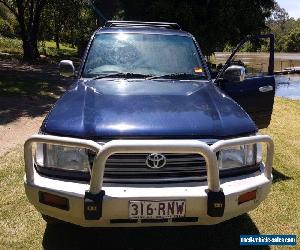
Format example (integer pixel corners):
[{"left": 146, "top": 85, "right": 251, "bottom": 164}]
[
  {"left": 268, "top": 1, "right": 289, "bottom": 31},
  {"left": 42, "top": 0, "right": 80, "bottom": 50},
  {"left": 0, "top": 0, "right": 47, "bottom": 62},
  {"left": 120, "top": 0, "right": 275, "bottom": 55},
  {"left": 283, "top": 29, "right": 300, "bottom": 52},
  {"left": 0, "top": 0, "right": 277, "bottom": 59},
  {"left": 266, "top": 2, "right": 300, "bottom": 52},
  {"left": 0, "top": 4, "right": 17, "bottom": 37},
  {"left": 41, "top": 0, "right": 101, "bottom": 56}
]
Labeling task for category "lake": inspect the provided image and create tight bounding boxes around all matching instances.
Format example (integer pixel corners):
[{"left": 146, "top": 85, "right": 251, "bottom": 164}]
[{"left": 214, "top": 52, "right": 300, "bottom": 100}]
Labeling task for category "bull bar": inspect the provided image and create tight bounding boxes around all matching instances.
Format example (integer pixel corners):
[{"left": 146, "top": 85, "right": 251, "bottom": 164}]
[{"left": 24, "top": 134, "right": 274, "bottom": 220}]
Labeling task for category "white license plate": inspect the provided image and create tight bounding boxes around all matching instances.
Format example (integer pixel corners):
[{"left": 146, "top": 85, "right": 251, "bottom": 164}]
[{"left": 129, "top": 200, "right": 186, "bottom": 219}]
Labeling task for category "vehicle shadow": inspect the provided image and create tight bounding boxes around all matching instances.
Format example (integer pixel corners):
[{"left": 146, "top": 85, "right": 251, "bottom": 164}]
[
  {"left": 272, "top": 168, "right": 292, "bottom": 183},
  {"left": 42, "top": 214, "right": 269, "bottom": 250}
]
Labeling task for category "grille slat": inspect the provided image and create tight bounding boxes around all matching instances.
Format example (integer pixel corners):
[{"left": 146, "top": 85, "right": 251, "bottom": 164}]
[
  {"left": 102, "top": 153, "right": 207, "bottom": 184},
  {"left": 106, "top": 160, "right": 206, "bottom": 165},
  {"left": 104, "top": 167, "right": 206, "bottom": 172},
  {"left": 105, "top": 170, "right": 207, "bottom": 175},
  {"left": 107, "top": 157, "right": 204, "bottom": 162}
]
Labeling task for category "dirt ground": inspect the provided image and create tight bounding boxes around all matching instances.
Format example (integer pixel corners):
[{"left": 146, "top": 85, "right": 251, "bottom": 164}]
[
  {"left": 0, "top": 111, "right": 45, "bottom": 156},
  {"left": 0, "top": 59, "right": 69, "bottom": 156}
]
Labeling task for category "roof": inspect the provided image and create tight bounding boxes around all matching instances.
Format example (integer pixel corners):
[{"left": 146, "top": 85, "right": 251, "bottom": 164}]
[{"left": 105, "top": 21, "right": 181, "bottom": 30}]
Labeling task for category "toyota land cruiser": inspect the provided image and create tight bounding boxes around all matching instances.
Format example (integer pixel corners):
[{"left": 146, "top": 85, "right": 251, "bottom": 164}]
[{"left": 24, "top": 21, "right": 275, "bottom": 227}]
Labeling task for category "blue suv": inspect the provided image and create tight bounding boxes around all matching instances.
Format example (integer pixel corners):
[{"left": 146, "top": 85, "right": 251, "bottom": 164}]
[{"left": 24, "top": 21, "right": 275, "bottom": 227}]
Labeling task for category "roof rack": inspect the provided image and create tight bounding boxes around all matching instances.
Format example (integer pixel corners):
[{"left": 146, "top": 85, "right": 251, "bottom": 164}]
[{"left": 104, "top": 21, "right": 181, "bottom": 30}]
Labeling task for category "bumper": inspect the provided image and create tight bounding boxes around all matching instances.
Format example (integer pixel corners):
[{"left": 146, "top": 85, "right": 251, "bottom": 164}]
[{"left": 24, "top": 135, "right": 274, "bottom": 227}]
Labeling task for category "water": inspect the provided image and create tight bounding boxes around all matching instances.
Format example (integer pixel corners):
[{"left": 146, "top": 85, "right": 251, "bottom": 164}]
[
  {"left": 275, "top": 74, "right": 300, "bottom": 100},
  {"left": 214, "top": 52, "right": 300, "bottom": 100}
]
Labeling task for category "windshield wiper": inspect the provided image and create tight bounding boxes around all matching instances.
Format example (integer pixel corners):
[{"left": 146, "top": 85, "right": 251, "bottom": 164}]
[
  {"left": 92, "top": 72, "right": 152, "bottom": 80},
  {"left": 147, "top": 73, "right": 203, "bottom": 80}
]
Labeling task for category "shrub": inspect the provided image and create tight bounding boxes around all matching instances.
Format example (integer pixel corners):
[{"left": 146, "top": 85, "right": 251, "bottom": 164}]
[{"left": 0, "top": 18, "right": 15, "bottom": 38}]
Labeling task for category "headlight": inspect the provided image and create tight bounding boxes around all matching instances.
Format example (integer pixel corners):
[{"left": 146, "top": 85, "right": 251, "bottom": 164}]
[
  {"left": 218, "top": 144, "right": 262, "bottom": 170},
  {"left": 35, "top": 143, "right": 90, "bottom": 172}
]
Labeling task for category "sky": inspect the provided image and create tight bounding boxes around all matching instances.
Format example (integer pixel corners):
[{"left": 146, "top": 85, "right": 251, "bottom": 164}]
[{"left": 277, "top": 0, "right": 300, "bottom": 19}]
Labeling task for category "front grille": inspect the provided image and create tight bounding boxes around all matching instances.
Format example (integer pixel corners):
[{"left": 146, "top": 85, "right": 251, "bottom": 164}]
[
  {"left": 36, "top": 152, "right": 261, "bottom": 184},
  {"left": 103, "top": 153, "right": 207, "bottom": 184}
]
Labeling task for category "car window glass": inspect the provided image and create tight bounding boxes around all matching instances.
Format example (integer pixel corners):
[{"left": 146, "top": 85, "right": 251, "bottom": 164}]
[{"left": 83, "top": 33, "right": 206, "bottom": 78}]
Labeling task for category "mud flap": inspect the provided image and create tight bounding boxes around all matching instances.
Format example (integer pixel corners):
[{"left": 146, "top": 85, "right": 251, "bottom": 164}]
[
  {"left": 84, "top": 190, "right": 105, "bottom": 220},
  {"left": 207, "top": 190, "right": 225, "bottom": 217}
]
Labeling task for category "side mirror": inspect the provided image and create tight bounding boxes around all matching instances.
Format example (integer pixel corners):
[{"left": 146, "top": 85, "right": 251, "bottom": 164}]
[
  {"left": 223, "top": 65, "right": 246, "bottom": 83},
  {"left": 59, "top": 60, "right": 75, "bottom": 77}
]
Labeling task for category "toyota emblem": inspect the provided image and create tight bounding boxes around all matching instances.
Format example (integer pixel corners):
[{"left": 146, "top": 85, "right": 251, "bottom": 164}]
[{"left": 146, "top": 153, "right": 167, "bottom": 169}]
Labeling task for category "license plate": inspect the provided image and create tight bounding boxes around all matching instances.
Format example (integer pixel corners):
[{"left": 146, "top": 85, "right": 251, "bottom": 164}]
[{"left": 129, "top": 200, "right": 186, "bottom": 219}]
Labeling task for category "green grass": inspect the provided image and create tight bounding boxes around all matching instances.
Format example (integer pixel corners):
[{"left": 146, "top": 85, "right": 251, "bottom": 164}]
[
  {"left": 0, "top": 37, "right": 22, "bottom": 54},
  {"left": 39, "top": 40, "right": 77, "bottom": 58},
  {"left": 0, "top": 98, "right": 299, "bottom": 249},
  {"left": 0, "top": 37, "right": 77, "bottom": 60},
  {"left": 251, "top": 98, "right": 300, "bottom": 236}
]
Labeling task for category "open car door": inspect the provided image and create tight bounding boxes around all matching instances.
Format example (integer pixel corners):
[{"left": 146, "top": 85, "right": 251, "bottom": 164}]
[{"left": 215, "top": 34, "right": 275, "bottom": 129}]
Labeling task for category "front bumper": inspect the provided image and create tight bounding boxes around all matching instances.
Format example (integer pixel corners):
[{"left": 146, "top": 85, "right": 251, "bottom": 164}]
[{"left": 24, "top": 135, "right": 274, "bottom": 227}]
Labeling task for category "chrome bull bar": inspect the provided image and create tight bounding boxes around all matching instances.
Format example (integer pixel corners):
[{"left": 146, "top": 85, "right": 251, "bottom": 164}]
[{"left": 24, "top": 134, "right": 274, "bottom": 219}]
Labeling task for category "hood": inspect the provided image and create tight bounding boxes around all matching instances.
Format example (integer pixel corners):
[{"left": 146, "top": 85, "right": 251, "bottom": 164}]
[{"left": 41, "top": 79, "right": 257, "bottom": 139}]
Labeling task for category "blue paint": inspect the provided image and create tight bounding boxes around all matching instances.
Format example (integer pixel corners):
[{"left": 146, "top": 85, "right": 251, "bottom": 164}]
[
  {"left": 41, "top": 79, "right": 257, "bottom": 139},
  {"left": 41, "top": 26, "right": 278, "bottom": 139}
]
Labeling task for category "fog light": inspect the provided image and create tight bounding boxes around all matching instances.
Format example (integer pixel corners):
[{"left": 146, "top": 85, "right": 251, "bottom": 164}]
[
  {"left": 39, "top": 191, "right": 69, "bottom": 210},
  {"left": 238, "top": 190, "right": 257, "bottom": 205}
]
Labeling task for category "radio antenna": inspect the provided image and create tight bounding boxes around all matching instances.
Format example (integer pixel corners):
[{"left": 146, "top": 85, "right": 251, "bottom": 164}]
[{"left": 87, "top": 0, "right": 107, "bottom": 23}]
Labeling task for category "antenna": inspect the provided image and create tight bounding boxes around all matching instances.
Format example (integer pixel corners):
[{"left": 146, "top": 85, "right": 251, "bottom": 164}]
[{"left": 87, "top": 0, "right": 107, "bottom": 23}]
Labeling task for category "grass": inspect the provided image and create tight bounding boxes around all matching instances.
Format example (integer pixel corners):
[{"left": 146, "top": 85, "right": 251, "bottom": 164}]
[
  {"left": 252, "top": 98, "right": 300, "bottom": 235},
  {"left": 0, "top": 37, "right": 77, "bottom": 60},
  {"left": 39, "top": 40, "right": 77, "bottom": 59},
  {"left": 0, "top": 97, "right": 299, "bottom": 249},
  {"left": 0, "top": 37, "right": 22, "bottom": 55}
]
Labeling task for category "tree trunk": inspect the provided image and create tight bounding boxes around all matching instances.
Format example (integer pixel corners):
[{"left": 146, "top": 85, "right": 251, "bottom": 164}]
[
  {"left": 0, "top": 0, "right": 46, "bottom": 63},
  {"left": 22, "top": 35, "right": 40, "bottom": 62},
  {"left": 77, "top": 39, "right": 89, "bottom": 58},
  {"left": 54, "top": 32, "right": 60, "bottom": 50},
  {"left": 15, "top": 0, "right": 46, "bottom": 63}
]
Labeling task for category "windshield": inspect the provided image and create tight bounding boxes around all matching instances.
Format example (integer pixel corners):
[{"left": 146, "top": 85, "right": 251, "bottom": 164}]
[{"left": 82, "top": 33, "right": 207, "bottom": 79}]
